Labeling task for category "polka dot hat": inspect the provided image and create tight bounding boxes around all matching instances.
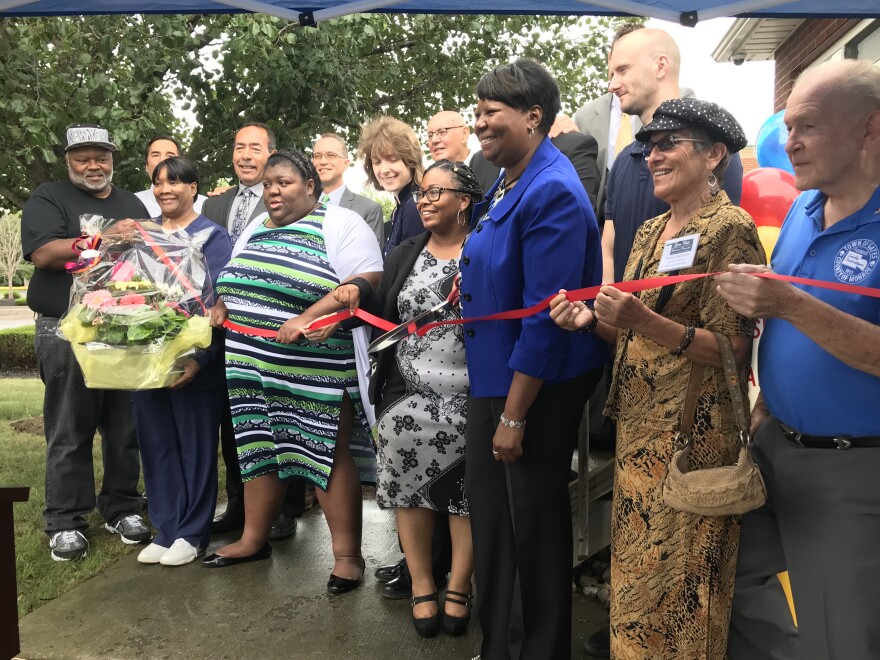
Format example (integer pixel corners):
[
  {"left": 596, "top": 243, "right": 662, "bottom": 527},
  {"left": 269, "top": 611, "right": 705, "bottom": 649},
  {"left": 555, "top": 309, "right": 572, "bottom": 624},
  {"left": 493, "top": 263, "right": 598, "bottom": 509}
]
[{"left": 634, "top": 98, "right": 748, "bottom": 153}]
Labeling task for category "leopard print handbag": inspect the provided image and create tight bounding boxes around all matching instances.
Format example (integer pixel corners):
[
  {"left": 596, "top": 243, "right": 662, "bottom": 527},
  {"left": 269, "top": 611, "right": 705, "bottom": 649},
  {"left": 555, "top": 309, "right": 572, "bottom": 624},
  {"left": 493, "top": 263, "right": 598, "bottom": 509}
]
[{"left": 661, "top": 332, "right": 767, "bottom": 516}]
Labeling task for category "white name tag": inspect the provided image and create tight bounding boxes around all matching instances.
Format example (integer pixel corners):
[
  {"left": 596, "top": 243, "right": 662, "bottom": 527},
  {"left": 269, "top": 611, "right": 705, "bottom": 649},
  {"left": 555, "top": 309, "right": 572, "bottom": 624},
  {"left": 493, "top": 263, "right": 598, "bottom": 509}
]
[{"left": 658, "top": 233, "right": 700, "bottom": 272}]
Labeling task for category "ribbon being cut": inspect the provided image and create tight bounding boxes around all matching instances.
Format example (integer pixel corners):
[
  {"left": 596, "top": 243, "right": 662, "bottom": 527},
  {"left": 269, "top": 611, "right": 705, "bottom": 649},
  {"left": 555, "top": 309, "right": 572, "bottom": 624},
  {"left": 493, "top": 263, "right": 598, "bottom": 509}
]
[
  {"left": 281, "top": 270, "right": 880, "bottom": 351},
  {"left": 58, "top": 214, "right": 214, "bottom": 389}
]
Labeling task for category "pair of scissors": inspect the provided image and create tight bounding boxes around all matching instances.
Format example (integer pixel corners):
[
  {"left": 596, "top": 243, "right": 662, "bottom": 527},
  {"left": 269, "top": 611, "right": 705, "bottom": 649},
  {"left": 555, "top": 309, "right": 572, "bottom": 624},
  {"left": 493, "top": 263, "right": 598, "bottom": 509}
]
[{"left": 367, "top": 275, "right": 460, "bottom": 355}]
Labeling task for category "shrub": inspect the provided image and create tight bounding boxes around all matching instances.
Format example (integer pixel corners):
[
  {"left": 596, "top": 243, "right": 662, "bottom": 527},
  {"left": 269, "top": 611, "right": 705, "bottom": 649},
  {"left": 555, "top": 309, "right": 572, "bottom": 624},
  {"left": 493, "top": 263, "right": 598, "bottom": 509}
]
[{"left": 0, "top": 325, "right": 37, "bottom": 370}]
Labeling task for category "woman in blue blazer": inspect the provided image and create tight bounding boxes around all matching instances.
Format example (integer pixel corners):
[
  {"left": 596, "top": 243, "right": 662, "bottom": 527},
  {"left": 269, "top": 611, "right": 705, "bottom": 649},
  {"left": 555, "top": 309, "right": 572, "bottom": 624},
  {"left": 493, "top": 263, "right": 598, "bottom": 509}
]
[{"left": 460, "top": 59, "right": 608, "bottom": 659}]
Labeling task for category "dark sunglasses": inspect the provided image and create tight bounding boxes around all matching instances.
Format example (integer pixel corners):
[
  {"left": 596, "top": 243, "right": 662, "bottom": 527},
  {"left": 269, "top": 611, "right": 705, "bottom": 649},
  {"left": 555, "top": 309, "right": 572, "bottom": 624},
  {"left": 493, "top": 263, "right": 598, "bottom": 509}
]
[{"left": 640, "top": 134, "right": 703, "bottom": 158}]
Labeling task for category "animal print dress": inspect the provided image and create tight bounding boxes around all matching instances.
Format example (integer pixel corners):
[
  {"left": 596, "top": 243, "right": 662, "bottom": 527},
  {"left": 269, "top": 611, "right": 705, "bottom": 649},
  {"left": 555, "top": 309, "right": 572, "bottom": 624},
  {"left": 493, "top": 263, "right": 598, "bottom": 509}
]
[{"left": 604, "top": 193, "right": 765, "bottom": 659}]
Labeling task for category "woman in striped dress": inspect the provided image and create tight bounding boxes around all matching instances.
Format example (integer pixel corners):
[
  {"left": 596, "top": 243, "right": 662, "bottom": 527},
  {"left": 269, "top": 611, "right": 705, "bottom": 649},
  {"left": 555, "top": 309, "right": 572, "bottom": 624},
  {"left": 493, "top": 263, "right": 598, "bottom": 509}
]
[{"left": 205, "top": 149, "right": 382, "bottom": 592}]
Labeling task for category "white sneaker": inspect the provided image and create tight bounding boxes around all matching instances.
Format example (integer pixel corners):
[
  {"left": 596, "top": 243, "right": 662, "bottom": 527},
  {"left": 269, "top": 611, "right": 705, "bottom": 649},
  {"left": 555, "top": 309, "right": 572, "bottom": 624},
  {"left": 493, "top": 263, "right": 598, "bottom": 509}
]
[
  {"left": 137, "top": 542, "right": 169, "bottom": 564},
  {"left": 159, "top": 538, "right": 205, "bottom": 566}
]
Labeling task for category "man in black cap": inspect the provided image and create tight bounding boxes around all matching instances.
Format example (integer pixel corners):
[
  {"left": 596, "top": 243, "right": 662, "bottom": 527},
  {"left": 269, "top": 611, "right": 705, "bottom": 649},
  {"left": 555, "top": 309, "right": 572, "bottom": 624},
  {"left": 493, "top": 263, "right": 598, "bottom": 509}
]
[{"left": 21, "top": 123, "right": 151, "bottom": 561}]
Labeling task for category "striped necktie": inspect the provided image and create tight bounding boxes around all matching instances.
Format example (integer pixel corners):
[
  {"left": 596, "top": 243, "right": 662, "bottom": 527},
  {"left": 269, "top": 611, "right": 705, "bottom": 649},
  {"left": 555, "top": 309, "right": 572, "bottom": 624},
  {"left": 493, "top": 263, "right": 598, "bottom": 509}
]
[{"left": 320, "top": 193, "right": 330, "bottom": 204}]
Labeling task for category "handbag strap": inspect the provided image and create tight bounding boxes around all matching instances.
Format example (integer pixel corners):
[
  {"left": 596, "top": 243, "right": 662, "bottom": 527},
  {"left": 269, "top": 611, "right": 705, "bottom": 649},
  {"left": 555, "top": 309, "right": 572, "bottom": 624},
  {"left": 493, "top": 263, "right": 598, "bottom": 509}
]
[
  {"left": 712, "top": 332, "right": 751, "bottom": 442},
  {"left": 679, "top": 360, "right": 706, "bottom": 441}
]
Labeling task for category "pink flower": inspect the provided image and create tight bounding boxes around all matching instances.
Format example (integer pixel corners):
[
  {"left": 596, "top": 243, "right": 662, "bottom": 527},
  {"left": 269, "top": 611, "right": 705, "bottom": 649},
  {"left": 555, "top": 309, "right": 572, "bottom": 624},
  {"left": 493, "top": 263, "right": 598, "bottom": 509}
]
[
  {"left": 83, "top": 290, "right": 115, "bottom": 310},
  {"left": 111, "top": 261, "right": 136, "bottom": 282},
  {"left": 118, "top": 293, "right": 146, "bottom": 306}
]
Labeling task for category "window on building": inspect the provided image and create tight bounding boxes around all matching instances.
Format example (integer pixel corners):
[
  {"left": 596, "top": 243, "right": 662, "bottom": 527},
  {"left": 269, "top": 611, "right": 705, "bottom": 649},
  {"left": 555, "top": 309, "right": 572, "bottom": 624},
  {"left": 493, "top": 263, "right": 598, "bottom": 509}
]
[{"left": 844, "top": 20, "right": 880, "bottom": 64}]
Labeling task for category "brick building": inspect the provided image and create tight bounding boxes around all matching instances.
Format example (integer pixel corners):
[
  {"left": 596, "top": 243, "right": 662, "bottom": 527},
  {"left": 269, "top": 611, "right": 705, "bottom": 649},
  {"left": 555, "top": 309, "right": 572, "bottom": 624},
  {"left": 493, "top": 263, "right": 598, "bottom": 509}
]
[{"left": 713, "top": 18, "right": 880, "bottom": 109}]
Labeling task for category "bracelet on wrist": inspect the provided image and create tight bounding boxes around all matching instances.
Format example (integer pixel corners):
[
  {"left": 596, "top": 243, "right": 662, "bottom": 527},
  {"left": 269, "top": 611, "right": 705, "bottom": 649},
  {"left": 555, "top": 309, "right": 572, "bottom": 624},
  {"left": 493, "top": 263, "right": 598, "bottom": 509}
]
[
  {"left": 499, "top": 413, "right": 527, "bottom": 430},
  {"left": 577, "top": 304, "right": 599, "bottom": 334},
  {"left": 671, "top": 325, "right": 696, "bottom": 356}
]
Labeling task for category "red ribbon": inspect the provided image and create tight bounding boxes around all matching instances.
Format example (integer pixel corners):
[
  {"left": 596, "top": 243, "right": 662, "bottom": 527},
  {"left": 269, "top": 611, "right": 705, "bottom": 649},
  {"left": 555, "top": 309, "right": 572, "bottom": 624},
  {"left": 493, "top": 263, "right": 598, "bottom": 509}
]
[{"left": 222, "top": 271, "right": 880, "bottom": 341}]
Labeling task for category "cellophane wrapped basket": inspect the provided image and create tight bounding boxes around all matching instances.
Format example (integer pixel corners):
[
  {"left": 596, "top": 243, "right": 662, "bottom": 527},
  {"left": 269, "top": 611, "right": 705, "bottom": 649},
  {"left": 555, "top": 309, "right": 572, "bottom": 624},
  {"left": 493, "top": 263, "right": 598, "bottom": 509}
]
[{"left": 58, "top": 214, "right": 214, "bottom": 389}]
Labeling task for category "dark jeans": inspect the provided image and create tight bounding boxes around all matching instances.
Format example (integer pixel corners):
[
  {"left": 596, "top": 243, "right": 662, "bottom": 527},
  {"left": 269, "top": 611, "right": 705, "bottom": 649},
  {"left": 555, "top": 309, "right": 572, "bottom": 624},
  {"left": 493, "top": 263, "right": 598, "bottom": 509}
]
[{"left": 35, "top": 317, "right": 142, "bottom": 534}]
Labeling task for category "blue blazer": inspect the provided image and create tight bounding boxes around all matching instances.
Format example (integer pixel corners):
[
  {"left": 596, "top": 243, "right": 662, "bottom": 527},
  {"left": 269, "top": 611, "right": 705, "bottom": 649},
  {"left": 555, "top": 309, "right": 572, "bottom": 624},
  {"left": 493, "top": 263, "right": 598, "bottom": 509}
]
[{"left": 460, "top": 138, "right": 608, "bottom": 398}]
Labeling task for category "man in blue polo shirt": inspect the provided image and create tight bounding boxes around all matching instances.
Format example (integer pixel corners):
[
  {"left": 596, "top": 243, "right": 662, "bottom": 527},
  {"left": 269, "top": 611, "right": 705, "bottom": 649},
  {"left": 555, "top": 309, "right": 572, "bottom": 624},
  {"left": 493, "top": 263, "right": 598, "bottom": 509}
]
[{"left": 718, "top": 59, "right": 880, "bottom": 660}]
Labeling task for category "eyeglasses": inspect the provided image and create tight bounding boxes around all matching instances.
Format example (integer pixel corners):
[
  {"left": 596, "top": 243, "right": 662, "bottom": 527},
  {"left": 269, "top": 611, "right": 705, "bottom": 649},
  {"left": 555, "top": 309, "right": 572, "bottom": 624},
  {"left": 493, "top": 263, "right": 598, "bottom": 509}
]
[
  {"left": 427, "top": 126, "right": 465, "bottom": 140},
  {"left": 312, "top": 152, "right": 346, "bottom": 162},
  {"left": 412, "top": 186, "right": 469, "bottom": 203},
  {"left": 640, "top": 134, "right": 704, "bottom": 158}
]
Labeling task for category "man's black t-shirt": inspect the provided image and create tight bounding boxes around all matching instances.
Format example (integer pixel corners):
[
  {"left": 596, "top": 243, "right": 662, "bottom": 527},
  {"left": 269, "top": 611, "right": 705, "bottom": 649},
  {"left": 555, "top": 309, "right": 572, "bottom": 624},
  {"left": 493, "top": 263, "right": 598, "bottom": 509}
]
[{"left": 22, "top": 180, "right": 148, "bottom": 317}]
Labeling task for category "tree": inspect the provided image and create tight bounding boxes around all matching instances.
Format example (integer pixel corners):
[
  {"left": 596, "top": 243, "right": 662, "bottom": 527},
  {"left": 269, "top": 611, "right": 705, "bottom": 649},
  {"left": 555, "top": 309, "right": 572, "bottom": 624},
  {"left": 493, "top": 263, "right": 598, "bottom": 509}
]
[
  {"left": 2, "top": 13, "right": 639, "bottom": 209},
  {"left": 0, "top": 212, "right": 23, "bottom": 299}
]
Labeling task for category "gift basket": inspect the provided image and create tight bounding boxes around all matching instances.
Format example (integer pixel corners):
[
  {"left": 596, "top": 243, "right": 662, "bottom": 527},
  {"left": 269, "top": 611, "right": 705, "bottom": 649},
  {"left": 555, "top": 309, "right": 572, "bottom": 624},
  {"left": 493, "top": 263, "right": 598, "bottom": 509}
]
[{"left": 58, "top": 214, "right": 214, "bottom": 389}]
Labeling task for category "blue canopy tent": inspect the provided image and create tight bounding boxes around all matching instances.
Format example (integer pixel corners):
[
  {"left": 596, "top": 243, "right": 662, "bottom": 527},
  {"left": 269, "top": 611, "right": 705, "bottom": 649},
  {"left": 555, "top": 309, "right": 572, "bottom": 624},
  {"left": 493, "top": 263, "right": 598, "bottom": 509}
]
[{"left": 2, "top": 0, "right": 879, "bottom": 27}]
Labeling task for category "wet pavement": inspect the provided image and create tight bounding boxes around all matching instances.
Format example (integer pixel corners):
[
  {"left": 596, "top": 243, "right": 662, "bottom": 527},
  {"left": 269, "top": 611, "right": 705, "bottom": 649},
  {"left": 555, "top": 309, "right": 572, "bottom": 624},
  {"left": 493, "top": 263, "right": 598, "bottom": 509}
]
[{"left": 17, "top": 492, "right": 606, "bottom": 659}]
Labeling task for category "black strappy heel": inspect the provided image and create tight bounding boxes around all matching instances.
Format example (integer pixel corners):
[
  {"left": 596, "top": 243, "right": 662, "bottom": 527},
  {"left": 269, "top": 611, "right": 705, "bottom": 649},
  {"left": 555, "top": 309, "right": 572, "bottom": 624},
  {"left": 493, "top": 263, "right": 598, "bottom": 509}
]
[
  {"left": 411, "top": 592, "right": 440, "bottom": 638},
  {"left": 442, "top": 589, "right": 473, "bottom": 636}
]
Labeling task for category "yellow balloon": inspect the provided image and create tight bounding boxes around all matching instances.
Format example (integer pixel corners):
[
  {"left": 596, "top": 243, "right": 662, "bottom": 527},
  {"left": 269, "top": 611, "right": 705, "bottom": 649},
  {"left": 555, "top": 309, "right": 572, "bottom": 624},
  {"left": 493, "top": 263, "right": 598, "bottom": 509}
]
[{"left": 757, "top": 226, "right": 781, "bottom": 265}]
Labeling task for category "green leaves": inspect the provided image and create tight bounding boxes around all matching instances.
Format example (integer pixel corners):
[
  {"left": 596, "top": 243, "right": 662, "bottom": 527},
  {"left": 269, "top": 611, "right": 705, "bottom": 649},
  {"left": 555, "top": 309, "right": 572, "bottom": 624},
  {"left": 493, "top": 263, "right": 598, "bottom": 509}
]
[{"left": 2, "top": 13, "right": 641, "bottom": 213}]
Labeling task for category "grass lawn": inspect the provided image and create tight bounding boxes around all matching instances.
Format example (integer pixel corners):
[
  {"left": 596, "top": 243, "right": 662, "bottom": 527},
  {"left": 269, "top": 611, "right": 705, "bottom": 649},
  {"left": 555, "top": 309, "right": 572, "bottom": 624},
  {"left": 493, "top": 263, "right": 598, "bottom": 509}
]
[{"left": 1, "top": 377, "right": 146, "bottom": 617}]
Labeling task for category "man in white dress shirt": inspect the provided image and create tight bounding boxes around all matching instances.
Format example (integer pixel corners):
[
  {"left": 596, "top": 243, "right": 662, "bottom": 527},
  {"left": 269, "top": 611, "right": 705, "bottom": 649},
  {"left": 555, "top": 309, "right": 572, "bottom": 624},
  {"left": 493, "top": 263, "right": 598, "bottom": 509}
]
[
  {"left": 312, "top": 133, "right": 385, "bottom": 246},
  {"left": 135, "top": 135, "right": 206, "bottom": 218}
]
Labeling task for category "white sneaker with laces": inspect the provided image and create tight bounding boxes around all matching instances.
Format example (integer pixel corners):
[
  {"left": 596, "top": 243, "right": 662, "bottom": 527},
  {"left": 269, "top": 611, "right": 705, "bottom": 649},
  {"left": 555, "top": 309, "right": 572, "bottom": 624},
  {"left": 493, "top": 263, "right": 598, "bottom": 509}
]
[
  {"left": 159, "top": 538, "right": 205, "bottom": 566},
  {"left": 137, "top": 542, "right": 169, "bottom": 564}
]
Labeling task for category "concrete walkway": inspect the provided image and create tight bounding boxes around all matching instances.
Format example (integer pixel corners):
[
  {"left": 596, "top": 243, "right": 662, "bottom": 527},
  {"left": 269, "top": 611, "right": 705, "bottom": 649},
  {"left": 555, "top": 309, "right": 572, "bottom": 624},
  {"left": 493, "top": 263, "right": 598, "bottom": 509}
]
[
  {"left": 0, "top": 305, "right": 35, "bottom": 330},
  {"left": 17, "top": 492, "right": 606, "bottom": 659}
]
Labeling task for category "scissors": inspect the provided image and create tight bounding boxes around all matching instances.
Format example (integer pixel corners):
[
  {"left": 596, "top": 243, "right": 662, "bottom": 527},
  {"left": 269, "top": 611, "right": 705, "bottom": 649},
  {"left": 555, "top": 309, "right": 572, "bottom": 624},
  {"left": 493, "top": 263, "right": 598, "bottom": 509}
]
[{"left": 368, "top": 275, "right": 460, "bottom": 355}]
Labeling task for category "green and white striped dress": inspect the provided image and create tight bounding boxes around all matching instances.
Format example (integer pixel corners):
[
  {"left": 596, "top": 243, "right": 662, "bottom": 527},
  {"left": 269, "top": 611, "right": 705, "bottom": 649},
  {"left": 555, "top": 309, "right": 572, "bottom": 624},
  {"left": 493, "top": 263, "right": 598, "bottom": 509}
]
[{"left": 216, "top": 206, "right": 379, "bottom": 489}]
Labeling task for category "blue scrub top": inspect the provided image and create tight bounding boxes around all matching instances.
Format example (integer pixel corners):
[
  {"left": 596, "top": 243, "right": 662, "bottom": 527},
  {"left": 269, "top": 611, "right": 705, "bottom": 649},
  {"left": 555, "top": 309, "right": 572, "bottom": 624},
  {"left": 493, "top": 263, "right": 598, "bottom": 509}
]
[{"left": 759, "top": 186, "right": 880, "bottom": 436}]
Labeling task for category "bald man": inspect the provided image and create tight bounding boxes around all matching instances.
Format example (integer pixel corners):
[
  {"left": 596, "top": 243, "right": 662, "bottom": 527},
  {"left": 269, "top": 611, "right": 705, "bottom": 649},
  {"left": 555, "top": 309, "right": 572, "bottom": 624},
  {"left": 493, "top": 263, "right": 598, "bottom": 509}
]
[
  {"left": 426, "top": 111, "right": 471, "bottom": 163},
  {"left": 722, "top": 59, "right": 880, "bottom": 660},
  {"left": 602, "top": 26, "right": 742, "bottom": 284}
]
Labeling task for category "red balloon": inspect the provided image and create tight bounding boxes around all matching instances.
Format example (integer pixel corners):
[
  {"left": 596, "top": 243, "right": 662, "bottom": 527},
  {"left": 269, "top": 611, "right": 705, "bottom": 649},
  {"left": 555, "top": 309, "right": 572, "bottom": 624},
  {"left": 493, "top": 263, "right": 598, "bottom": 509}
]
[{"left": 740, "top": 167, "right": 799, "bottom": 229}]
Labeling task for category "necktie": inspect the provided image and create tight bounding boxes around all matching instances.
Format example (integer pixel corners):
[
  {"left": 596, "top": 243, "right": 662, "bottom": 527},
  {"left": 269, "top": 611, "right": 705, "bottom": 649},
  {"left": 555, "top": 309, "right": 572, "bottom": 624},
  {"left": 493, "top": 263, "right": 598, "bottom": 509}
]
[
  {"left": 231, "top": 188, "right": 253, "bottom": 241},
  {"left": 612, "top": 113, "right": 633, "bottom": 166},
  {"left": 320, "top": 193, "right": 330, "bottom": 204}
]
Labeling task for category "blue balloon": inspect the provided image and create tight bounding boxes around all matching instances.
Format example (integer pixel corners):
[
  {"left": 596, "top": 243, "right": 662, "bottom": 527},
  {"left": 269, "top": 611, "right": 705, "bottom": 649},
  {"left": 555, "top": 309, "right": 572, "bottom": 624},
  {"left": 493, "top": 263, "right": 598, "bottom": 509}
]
[{"left": 755, "top": 110, "right": 794, "bottom": 174}]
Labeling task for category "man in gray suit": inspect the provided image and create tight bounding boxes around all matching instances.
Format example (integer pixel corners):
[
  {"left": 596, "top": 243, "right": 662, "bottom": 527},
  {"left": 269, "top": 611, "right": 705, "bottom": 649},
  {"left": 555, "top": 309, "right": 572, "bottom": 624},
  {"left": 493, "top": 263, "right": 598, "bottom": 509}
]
[
  {"left": 312, "top": 133, "right": 385, "bottom": 246},
  {"left": 202, "top": 123, "right": 274, "bottom": 243}
]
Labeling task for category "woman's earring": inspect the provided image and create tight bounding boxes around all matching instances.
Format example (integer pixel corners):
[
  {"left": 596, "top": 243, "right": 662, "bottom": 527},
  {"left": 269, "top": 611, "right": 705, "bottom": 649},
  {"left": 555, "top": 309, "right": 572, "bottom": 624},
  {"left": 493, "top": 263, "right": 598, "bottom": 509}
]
[
  {"left": 708, "top": 172, "right": 719, "bottom": 193},
  {"left": 457, "top": 209, "right": 466, "bottom": 227},
  {"left": 528, "top": 127, "right": 535, "bottom": 139}
]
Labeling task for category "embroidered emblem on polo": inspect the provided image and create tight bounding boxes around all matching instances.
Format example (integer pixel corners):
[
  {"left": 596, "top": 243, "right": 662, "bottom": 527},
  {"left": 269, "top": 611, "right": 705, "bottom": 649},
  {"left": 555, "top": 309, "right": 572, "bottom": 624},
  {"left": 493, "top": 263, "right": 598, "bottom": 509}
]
[{"left": 834, "top": 239, "right": 879, "bottom": 284}]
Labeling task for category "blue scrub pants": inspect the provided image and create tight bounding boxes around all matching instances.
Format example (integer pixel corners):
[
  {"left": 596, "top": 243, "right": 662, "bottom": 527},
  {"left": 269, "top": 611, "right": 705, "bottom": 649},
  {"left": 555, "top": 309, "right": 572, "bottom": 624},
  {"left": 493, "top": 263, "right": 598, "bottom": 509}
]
[{"left": 132, "top": 385, "right": 223, "bottom": 550}]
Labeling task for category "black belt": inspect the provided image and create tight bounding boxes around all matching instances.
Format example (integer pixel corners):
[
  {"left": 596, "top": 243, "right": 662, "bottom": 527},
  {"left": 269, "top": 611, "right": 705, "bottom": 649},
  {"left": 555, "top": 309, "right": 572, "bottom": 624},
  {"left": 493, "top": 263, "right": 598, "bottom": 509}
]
[{"left": 778, "top": 422, "right": 880, "bottom": 450}]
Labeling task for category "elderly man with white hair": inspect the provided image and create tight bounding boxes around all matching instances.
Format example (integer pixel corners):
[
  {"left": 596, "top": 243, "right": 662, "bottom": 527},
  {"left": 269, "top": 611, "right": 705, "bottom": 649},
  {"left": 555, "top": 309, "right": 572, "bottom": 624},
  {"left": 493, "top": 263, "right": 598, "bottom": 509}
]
[{"left": 719, "top": 60, "right": 880, "bottom": 660}]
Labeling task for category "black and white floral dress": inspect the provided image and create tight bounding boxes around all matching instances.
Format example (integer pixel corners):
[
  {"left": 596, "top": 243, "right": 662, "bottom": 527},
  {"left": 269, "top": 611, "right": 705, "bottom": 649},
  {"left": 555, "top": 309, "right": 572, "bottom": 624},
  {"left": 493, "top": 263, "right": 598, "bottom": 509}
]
[{"left": 375, "top": 248, "right": 469, "bottom": 515}]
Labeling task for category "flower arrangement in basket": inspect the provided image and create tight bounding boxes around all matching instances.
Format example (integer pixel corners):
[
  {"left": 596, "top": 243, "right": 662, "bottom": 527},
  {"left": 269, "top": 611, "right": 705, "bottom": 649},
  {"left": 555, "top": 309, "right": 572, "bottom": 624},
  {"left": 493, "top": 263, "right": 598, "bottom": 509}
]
[{"left": 58, "top": 214, "right": 213, "bottom": 389}]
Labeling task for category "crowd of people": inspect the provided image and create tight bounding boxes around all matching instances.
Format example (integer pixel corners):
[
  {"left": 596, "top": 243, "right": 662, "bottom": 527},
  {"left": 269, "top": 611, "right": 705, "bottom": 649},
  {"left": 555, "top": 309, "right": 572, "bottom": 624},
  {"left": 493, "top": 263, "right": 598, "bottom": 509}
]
[{"left": 19, "top": 20, "right": 880, "bottom": 660}]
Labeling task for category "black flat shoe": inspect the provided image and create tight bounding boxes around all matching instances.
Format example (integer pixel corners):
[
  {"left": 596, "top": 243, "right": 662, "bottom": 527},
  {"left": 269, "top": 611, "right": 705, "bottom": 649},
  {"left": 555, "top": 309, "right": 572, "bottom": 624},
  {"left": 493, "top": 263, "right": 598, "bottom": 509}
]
[
  {"left": 201, "top": 542, "right": 272, "bottom": 568},
  {"left": 374, "top": 558, "right": 405, "bottom": 583},
  {"left": 268, "top": 513, "right": 297, "bottom": 541},
  {"left": 442, "top": 589, "right": 473, "bottom": 637},
  {"left": 327, "top": 557, "right": 365, "bottom": 594},
  {"left": 411, "top": 592, "right": 440, "bottom": 638}
]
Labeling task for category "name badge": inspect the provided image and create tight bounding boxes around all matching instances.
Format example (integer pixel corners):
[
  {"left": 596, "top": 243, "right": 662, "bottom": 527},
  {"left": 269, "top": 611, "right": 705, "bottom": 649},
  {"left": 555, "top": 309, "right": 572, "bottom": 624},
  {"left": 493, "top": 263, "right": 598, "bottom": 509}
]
[{"left": 658, "top": 233, "right": 700, "bottom": 272}]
